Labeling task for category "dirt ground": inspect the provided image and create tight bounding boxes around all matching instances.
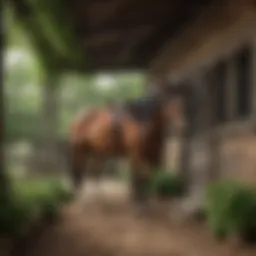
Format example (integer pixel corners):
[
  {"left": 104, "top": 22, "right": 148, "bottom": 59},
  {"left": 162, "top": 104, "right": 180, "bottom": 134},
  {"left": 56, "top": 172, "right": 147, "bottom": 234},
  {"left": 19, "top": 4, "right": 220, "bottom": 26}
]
[
  {"left": 20, "top": 180, "right": 255, "bottom": 256},
  {"left": 1, "top": 180, "right": 256, "bottom": 256}
]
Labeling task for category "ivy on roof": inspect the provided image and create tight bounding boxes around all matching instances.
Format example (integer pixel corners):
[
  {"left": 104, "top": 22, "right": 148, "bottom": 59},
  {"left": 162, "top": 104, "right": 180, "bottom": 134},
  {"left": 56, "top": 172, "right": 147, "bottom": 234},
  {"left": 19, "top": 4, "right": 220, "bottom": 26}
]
[{"left": 8, "top": 0, "right": 85, "bottom": 73}]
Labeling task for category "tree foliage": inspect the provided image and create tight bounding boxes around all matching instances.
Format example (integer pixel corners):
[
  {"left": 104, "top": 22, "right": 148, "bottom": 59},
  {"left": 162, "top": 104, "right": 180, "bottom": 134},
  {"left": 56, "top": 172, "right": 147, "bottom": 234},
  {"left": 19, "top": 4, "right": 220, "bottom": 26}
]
[{"left": 4, "top": 6, "right": 145, "bottom": 143}]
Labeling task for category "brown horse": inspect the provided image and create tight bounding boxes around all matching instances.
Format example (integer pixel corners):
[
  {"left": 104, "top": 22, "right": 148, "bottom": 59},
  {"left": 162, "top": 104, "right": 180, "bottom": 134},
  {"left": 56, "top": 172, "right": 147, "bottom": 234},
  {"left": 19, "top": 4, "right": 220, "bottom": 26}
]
[{"left": 68, "top": 84, "right": 186, "bottom": 206}]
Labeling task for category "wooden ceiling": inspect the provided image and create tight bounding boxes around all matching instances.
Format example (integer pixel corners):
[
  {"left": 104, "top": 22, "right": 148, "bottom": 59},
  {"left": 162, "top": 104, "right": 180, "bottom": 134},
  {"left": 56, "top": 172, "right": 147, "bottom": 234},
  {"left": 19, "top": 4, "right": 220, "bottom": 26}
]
[
  {"left": 66, "top": 0, "right": 213, "bottom": 71},
  {"left": 10, "top": 0, "right": 214, "bottom": 72}
]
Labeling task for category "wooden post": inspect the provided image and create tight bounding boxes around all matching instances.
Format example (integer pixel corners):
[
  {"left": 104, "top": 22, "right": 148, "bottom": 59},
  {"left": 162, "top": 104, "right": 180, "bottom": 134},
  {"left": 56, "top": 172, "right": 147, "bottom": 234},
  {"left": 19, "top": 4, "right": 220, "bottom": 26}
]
[
  {"left": 183, "top": 73, "right": 208, "bottom": 200},
  {"left": 0, "top": 65, "right": 7, "bottom": 191},
  {"left": 40, "top": 74, "right": 60, "bottom": 174},
  {"left": 163, "top": 82, "right": 183, "bottom": 174},
  {"left": 193, "top": 73, "right": 208, "bottom": 133},
  {"left": 178, "top": 84, "right": 196, "bottom": 193},
  {"left": 0, "top": 27, "right": 8, "bottom": 193},
  {"left": 163, "top": 135, "right": 182, "bottom": 173},
  {"left": 179, "top": 73, "right": 210, "bottom": 211},
  {"left": 251, "top": 37, "right": 256, "bottom": 128},
  {"left": 206, "top": 68, "right": 221, "bottom": 182},
  {"left": 226, "top": 56, "right": 238, "bottom": 120}
]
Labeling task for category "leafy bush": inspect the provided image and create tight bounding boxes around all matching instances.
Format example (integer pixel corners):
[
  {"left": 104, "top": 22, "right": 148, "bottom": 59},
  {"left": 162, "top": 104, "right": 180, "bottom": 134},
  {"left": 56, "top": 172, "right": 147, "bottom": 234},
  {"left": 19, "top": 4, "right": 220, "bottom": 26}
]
[
  {"left": 0, "top": 191, "right": 32, "bottom": 237},
  {"left": 0, "top": 178, "right": 73, "bottom": 237},
  {"left": 206, "top": 180, "right": 256, "bottom": 243},
  {"left": 147, "top": 171, "right": 185, "bottom": 199}
]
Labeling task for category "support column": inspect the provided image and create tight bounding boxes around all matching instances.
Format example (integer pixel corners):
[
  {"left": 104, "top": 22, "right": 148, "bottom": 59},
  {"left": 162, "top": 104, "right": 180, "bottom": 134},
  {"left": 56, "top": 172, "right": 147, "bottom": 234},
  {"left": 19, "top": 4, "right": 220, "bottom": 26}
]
[
  {"left": 163, "top": 135, "right": 182, "bottom": 173},
  {"left": 186, "top": 73, "right": 209, "bottom": 200},
  {"left": 178, "top": 74, "right": 208, "bottom": 214},
  {"left": 206, "top": 69, "right": 221, "bottom": 182},
  {"left": 251, "top": 37, "right": 256, "bottom": 127},
  {"left": 163, "top": 82, "right": 183, "bottom": 174},
  {"left": 225, "top": 56, "right": 238, "bottom": 120},
  {"left": 40, "top": 74, "right": 60, "bottom": 174},
  {"left": 0, "top": 27, "right": 8, "bottom": 192},
  {"left": 178, "top": 84, "right": 196, "bottom": 193}
]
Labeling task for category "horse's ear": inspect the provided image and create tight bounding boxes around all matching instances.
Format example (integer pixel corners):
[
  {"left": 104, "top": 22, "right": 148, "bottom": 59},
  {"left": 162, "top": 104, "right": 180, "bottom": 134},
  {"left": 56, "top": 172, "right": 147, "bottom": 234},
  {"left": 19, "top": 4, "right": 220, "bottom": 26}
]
[
  {"left": 164, "top": 84, "right": 186, "bottom": 98},
  {"left": 146, "top": 78, "right": 183, "bottom": 99},
  {"left": 159, "top": 79, "right": 171, "bottom": 89},
  {"left": 147, "top": 78, "right": 169, "bottom": 97},
  {"left": 146, "top": 77, "right": 161, "bottom": 94}
]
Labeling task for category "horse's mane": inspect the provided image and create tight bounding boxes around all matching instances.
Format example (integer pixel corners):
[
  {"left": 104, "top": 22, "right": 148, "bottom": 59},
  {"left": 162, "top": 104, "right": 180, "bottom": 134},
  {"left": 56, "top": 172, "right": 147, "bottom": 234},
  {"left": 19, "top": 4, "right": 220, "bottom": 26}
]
[
  {"left": 121, "top": 84, "right": 186, "bottom": 122},
  {"left": 122, "top": 93, "right": 161, "bottom": 122}
]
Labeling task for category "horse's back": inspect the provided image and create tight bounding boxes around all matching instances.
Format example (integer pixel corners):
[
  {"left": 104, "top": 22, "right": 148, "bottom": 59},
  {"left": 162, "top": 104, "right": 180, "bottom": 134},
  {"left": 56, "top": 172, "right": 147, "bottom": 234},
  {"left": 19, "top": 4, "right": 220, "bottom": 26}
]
[
  {"left": 69, "top": 107, "right": 99, "bottom": 145},
  {"left": 69, "top": 107, "right": 114, "bottom": 147}
]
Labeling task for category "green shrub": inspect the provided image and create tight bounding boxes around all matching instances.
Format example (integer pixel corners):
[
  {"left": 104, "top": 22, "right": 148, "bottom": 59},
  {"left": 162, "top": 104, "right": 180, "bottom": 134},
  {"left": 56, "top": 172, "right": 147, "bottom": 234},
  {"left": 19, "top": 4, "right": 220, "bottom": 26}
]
[
  {"left": 147, "top": 171, "right": 185, "bottom": 199},
  {"left": 0, "top": 191, "right": 32, "bottom": 237},
  {"left": 48, "top": 180, "right": 74, "bottom": 203},
  {"left": 206, "top": 180, "right": 256, "bottom": 243},
  {"left": 0, "top": 178, "right": 74, "bottom": 237}
]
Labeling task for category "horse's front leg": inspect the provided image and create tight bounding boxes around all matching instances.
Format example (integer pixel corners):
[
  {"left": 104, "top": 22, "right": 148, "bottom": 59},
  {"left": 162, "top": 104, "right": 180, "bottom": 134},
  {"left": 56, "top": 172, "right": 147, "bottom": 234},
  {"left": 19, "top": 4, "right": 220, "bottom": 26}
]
[
  {"left": 70, "top": 145, "right": 85, "bottom": 193},
  {"left": 130, "top": 157, "right": 152, "bottom": 214},
  {"left": 88, "top": 156, "right": 105, "bottom": 203}
]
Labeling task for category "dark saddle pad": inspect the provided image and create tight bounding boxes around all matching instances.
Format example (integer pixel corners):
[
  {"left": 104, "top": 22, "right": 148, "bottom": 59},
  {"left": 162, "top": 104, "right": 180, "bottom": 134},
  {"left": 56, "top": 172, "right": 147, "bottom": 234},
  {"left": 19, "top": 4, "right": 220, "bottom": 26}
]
[
  {"left": 108, "top": 95, "right": 158, "bottom": 136},
  {"left": 122, "top": 96, "right": 157, "bottom": 122}
]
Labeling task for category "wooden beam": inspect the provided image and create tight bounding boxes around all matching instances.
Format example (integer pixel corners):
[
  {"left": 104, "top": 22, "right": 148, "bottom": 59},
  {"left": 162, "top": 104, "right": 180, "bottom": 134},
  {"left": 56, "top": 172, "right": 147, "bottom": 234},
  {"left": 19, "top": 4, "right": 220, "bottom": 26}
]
[
  {"left": 85, "top": 0, "right": 132, "bottom": 27},
  {"left": 75, "top": 20, "right": 169, "bottom": 36},
  {"left": 74, "top": 0, "right": 183, "bottom": 35},
  {"left": 116, "top": 27, "right": 157, "bottom": 64},
  {"left": 137, "top": 0, "right": 209, "bottom": 68},
  {"left": 149, "top": 0, "right": 250, "bottom": 78},
  {"left": 90, "top": 0, "right": 176, "bottom": 28},
  {"left": 73, "top": 0, "right": 137, "bottom": 28},
  {"left": 82, "top": 25, "right": 156, "bottom": 47}
]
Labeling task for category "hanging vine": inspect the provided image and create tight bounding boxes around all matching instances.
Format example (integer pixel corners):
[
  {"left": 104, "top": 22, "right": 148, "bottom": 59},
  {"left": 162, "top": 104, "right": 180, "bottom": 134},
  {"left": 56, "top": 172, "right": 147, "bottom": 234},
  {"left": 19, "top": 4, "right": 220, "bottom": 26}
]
[{"left": 7, "top": 0, "right": 85, "bottom": 74}]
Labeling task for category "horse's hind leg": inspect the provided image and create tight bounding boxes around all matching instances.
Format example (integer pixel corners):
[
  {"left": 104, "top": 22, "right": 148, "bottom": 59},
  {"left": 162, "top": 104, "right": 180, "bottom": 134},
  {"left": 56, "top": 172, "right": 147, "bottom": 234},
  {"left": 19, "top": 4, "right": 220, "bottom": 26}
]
[
  {"left": 130, "top": 159, "right": 151, "bottom": 214},
  {"left": 70, "top": 145, "right": 85, "bottom": 192},
  {"left": 90, "top": 156, "right": 105, "bottom": 202}
]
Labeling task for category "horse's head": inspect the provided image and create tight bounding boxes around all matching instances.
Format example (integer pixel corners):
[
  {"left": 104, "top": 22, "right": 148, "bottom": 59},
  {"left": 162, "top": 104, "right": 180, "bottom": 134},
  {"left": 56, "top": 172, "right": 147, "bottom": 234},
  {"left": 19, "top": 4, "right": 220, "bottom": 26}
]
[{"left": 147, "top": 80, "right": 187, "bottom": 133}]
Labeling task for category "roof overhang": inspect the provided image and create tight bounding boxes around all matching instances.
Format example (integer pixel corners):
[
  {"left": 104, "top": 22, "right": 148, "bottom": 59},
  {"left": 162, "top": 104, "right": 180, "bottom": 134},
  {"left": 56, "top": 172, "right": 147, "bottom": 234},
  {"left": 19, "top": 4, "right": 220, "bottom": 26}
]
[{"left": 9, "top": 0, "right": 213, "bottom": 73}]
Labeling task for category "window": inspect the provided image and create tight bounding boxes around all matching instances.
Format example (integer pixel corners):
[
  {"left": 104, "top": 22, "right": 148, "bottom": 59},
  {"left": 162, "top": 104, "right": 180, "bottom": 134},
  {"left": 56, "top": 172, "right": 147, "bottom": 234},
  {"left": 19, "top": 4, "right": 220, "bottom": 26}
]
[
  {"left": 213, "top": 61, "right": 227, "bottom": 123},
  {"left": 235, "top": 47, "right": 252, "bottom": 118}
]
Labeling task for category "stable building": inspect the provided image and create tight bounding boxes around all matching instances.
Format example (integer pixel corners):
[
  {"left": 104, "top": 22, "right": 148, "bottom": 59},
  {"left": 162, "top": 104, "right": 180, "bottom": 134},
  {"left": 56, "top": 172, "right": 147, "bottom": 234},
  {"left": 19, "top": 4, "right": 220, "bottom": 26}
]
[{"left": 150, "top": 0, "right": 256, "bottom": 201}]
